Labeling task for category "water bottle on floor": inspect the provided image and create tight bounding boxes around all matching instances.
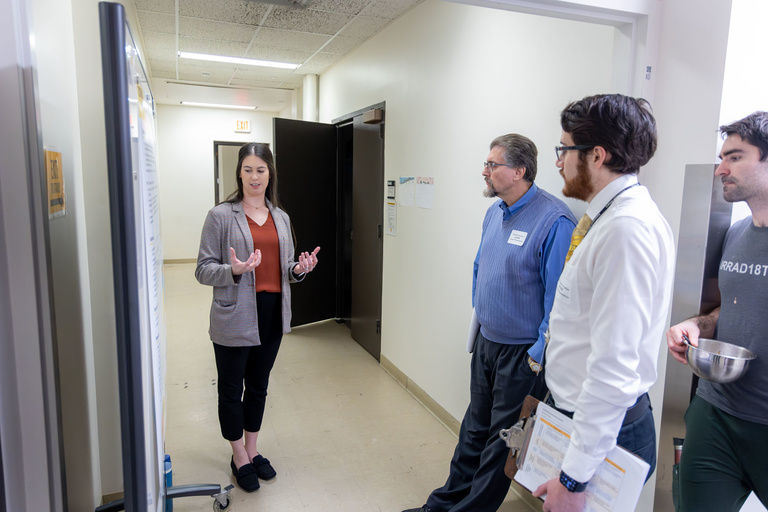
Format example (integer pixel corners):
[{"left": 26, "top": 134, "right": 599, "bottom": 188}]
[{"left": 164, "top": 454, "right": 173, "bottom": 512}]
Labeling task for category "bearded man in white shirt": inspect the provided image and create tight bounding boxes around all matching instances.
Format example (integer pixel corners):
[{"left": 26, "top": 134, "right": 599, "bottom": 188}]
[{"left": 532, "top": 94, "right": 675, "bottom": 512}]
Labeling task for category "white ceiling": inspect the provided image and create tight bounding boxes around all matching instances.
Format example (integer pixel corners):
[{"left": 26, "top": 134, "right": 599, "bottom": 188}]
[{"left": 135, "top": 0, "right": 424, "bottom": 111}]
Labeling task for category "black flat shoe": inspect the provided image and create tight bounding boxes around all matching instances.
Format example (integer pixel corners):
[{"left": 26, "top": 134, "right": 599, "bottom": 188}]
[
  {"left": 252, "top": 454, "right": 277, "bottom": 480},
  {"left": 230, "top": 457, "right": 260, "bottom": 492}
]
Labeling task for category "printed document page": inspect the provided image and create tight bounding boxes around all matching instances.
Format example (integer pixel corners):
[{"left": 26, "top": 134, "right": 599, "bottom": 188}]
[{"left": 514, "top": 402, "right": 650, "bottom": 512}]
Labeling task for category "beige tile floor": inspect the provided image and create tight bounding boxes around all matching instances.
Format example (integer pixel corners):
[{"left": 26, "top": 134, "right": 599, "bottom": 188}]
[{"left": 164, "top": 263, "right": 533, "bottom": 512}]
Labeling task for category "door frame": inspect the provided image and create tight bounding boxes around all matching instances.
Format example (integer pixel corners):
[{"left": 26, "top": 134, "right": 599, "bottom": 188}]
[
  {"left": 445, "top": 0, "right": 661, "bottom": 99},
  {"left": 332, "top": 102, "right": 385, "bottom": 359},
  {"left": 331, "top": 101, "right": 386, "bottom": 126}
]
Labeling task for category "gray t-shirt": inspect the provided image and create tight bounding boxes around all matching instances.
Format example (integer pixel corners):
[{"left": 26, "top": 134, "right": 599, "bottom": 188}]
[{"left": 697, "top": 217, "right": 768, "bottom": 424}]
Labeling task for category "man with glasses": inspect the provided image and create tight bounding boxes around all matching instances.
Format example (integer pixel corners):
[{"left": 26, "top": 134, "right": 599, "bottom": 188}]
[
  {"left": 532, "top": 94, "right": 675, "bottom": 512},
  {"left": 404, "top": 134, "right": 575, "bottom": 512}
]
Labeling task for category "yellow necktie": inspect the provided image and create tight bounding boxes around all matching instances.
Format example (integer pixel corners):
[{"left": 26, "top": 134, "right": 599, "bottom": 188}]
[{"left": 565, "top": 214, "right": 592, "bottom": 263}]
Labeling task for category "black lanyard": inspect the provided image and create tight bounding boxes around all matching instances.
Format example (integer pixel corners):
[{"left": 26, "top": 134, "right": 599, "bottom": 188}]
[{"left": 583, "top": 182, "right": 640, "bottom": 238}]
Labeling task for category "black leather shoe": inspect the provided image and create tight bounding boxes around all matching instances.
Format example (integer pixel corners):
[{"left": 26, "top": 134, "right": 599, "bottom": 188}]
[
  {"left": 252, "top": 454, "right": 277, "bottom": 480},
  {"left": 402, "top": 506, "right": 432, "bottom": 512},
  {"left": 230, "top": 457, "right": 260, "bottom": 492}
]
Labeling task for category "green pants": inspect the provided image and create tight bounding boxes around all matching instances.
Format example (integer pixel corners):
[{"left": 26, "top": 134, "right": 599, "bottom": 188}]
[{"left": 679, "top": 395, "right": 768, "bottom": 512}]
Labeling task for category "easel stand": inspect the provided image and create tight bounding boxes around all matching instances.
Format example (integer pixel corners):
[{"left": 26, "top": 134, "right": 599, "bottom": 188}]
[{"left": 95, "top": 484, "right": 234, "bottom": 512}]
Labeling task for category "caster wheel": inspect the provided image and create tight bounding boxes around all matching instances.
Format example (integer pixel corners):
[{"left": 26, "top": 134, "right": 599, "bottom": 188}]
[{"left": 213, "top": 497, "right": 230, "bottom": 511}]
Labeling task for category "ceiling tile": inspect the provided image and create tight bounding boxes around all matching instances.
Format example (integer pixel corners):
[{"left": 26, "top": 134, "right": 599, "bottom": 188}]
[
  {"left": 152, "top": 69, "right": 177, "bottom": 79},
  {"left": 180, "top": 17, "right": 256, "bottom": 43},
  {"left": 310, "top": 0, "right": 370, "bottom": 15},
  {"left": 321, "top": 35, "right": 362, "bottom": 54},
  {"left": 229, "top": 78, "right": 290, "bottom": 89},
  {"left": 149, "top": 59, "right": 177, "bottom": 73},
  {"left": 137, "top": 11, "right": 175, "bottom": 34},
  {"left": 179, "top": 0, "right": 271, "bottom": 25},
  {"left": 134, "top": 0, "right": 424, "bottom": 92},
  {"left": 296, "top": 52, "right": 340, "bottom": 74},
  {"left": 359, "top": 0, "right": 423, "bottom": 20},
  {"left": 179, "top": 36, "right": 250, "bottom": 56},
  {"left": 337, "top": 15, "right": 390, "bottom": 39},
  {"left": 253, "top": 27, "right": 331, "bottom": 52},
  {"left": 143, "top": 31, "right": 177, "bottom": 61},
  {"left": 179, "top": 59, "right": 241, "bottom": 72},
  {"left": 262, "top": 6, "right": 353, "bottom": 35},
  {"left": 178, "top": 64, "right": 236, "bottom": 82},
  {"left": 280, "top": 74, "right": 304, "bottom": 86},
  {"left": 244, "top": 46, "right": 314, "bottom": 64},
  {"left": 232, "top": 66, "right": 295, "bottom": 80},
  {"left": 134, "top": 0, "right": 174, "bottom": 14},
  {"left": 178, "top": 72, "right": 237, "bottom": 85}
]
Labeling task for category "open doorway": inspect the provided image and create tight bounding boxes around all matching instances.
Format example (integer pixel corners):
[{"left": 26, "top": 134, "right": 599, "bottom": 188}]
[{"left": 272, "top": 103, "right": 385, "bottom": 360}]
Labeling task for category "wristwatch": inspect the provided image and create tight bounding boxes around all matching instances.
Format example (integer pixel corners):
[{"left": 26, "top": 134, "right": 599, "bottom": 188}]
[
  {"left": 559, "top": 470, "right": 588, "bottom": 493},
  {"left": 527, "top": 356, "right": 542, "bottom": 374}
]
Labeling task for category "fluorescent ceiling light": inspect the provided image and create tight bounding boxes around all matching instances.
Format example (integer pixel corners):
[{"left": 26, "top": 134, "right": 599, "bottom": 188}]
[
  {"left": 178, "top": 51, "right": 299, "bottom": 70},
  {"left": 180, "top": 102, "right": 257, "bottom": 110}
]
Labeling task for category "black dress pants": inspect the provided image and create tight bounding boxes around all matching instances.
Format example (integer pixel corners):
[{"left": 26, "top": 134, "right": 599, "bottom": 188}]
[
  {"left": 213, "top": 291, "right": 282, "bottom": 441},
  {"left": 426, "top": 332, "right": 541, "bottom": 512}
]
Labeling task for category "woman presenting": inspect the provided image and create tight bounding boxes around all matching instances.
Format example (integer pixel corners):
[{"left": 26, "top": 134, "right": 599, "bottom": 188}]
[{"left": 195, "top": 142, "right": 319, "bottom": 492}]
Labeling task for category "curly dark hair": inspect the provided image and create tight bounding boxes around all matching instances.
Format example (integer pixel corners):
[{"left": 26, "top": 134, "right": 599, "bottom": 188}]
[
  {"left": 720, "top": 112, "right": 768, "bottom": 161},
  {"left": 560, "top": 94, "right": 657, "bottom": 174}
]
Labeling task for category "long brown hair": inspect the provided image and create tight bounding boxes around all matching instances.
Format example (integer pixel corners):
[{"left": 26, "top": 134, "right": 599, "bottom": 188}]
[
  {"left": 224, "top": 143, "right": 282, "bottom": 209},
  {"left": 225, "top": 143, "right": 297, "bottom": 246}
]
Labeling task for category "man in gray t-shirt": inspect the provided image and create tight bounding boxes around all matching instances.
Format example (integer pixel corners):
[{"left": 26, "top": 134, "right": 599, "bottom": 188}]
[{"left": 667, "top": 112, "right": 768, "bottom": 512}]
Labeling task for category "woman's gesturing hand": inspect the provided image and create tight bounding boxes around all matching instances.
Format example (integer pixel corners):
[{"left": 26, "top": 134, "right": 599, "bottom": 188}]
[
  {"left": 294, "top": 246, "right": 321, "bottom": 275},
  {"left": 230, "top": 247, "right": 262, "bottom": 275}
]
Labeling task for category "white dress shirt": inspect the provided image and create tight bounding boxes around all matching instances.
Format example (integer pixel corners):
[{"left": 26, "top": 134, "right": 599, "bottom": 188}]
[{"left": 545, "top": 173, "right": 675, "bottom": 483}]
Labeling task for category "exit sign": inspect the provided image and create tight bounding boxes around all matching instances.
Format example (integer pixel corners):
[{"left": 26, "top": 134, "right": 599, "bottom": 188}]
[{"left": 235, "top": 120, "right": 251, "bottom": 133}]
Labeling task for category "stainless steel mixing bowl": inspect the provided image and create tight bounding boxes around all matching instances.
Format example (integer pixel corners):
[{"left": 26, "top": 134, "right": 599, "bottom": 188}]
[{"left": 685, "top": 337, "right": 756, "bottom": 384}]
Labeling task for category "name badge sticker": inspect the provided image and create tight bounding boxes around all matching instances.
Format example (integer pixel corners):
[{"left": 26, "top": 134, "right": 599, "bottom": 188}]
[{"left": 508, "top": 230, "right": 528, "bottom": 246}]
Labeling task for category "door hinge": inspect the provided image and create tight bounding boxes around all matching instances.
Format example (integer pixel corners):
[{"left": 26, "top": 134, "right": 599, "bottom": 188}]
[
  {"left": 379, "top": 124, "right": 384, "bottom": 138},
  {"left": 377, "top": 224, "right": 382, "bottom": 239},
  {"left": 376, "top": 319, "right": 381, "bottom": 334}
]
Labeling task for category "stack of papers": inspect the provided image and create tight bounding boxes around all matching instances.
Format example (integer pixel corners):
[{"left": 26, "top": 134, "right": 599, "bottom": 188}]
[{"left": 514, "top": 402, "right": 650, "bottom": 512}]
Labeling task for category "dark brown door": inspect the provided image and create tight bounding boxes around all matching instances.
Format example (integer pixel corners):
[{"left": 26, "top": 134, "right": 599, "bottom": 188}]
[
  {"left": 272, "top": 113, "right": 385, "bottom": 361},
  {"left": 273, "top": 118, "right": 337, "bottom": 326},
  {"left": 350, "top": 115, "right": 384, "bottom": 360}
]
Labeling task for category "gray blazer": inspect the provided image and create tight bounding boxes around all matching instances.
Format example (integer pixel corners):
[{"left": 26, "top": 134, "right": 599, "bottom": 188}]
[{"left": 195, "top": 199, "right": 303, "bottom": 347}]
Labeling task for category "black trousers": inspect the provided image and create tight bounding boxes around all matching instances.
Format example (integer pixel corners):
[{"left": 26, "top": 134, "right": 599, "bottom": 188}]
[
  {"left": 427, "top": 333, "right": 542, "bottom": 512},
  {"left": 680, "top": 396, "right": 768, "bottom": 511},
  {"left": 212, "top": 291, "right": 282, "bottom": 441}
]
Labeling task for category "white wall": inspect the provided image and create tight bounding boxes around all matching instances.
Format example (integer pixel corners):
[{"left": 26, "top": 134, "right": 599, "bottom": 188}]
[
  {"left": 719, "top": 0, "right": 768, "bottom": 127},
  {"left": 319, "top": 0, "right": 616, "bottom": 420},
  {"left": 156, "top": 105, "right": 277, "bottom": 260},
  {"left": 27, "top": 0, "right": 155, "bottom": 505},
  {"left": 641, "top": 1, "right": 731, "bottom": 234},
  {"left": 30, "top": 0, "right": 100, "bottom": 507}
]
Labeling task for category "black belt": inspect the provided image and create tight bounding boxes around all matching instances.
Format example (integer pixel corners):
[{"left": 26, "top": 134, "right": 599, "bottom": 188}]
[{"left": 545, "top": 392, "right": 650, "bottom": 426}]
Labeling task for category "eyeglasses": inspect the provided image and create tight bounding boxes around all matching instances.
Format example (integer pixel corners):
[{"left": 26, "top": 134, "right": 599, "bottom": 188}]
[
  {"left": 555, "top": 145, "right": 593, "bottom": 161},
  {"left": 483, "top": 161, "right": 509, "bottom": 172}
]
